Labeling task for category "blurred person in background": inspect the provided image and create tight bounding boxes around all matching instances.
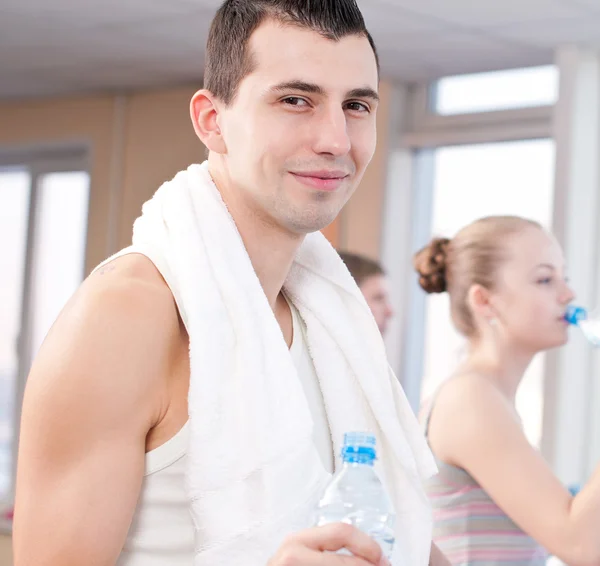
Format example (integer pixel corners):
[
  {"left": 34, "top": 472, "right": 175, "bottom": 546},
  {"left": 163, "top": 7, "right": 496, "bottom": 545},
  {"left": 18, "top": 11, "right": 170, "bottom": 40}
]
[
  {"left": 414, "top": 215, "right": 600, "bottom": 566},
  {"left": 339, "top": 251, "right": 394, "bottom": 335}
]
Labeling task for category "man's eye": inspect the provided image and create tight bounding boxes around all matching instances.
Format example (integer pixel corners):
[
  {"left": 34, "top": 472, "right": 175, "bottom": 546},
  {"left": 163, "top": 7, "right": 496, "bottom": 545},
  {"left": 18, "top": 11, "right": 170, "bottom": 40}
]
[
  {"left": 282, "top": 97, "right": 309, "bottom": 107},
  {"left": 346, "top": 101, "right": 369, "bottom": 113}
]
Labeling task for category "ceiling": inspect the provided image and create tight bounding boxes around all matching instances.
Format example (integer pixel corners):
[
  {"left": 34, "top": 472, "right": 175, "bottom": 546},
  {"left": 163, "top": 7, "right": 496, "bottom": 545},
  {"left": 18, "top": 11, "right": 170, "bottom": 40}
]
[{"left": 2, "top": 0, "right": 600, "bottom": 99}]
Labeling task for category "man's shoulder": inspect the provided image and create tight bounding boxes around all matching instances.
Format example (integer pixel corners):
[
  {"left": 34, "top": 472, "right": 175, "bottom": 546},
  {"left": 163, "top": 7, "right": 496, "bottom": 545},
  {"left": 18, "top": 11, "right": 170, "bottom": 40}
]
[
  {"left": 43, "top": 252, "right": 182, "bottom": 367},
  {"left": 88, "top": 252, "right": 171, "bottom": 295},
  {"left": 23, "top": 252, "right": 181, "bottom": 440},
  {"left": 81, "top": 252, "right": 177, "bottom": 324}
]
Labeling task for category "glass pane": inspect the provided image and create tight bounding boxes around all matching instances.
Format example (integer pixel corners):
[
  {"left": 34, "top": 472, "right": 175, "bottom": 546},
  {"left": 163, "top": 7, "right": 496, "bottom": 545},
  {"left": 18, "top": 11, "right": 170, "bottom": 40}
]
[
  {"left": 421, "top": 139, "right": 555, "bottom": 446},
  {"left": 434, "top": 65, "right": 558, "bottom": 115},
  {"left": 0, "top": 169, "right": 31, "bottom": 499},
  {"left": 29, "top": 171, "right": 89, "bottom": 361}
]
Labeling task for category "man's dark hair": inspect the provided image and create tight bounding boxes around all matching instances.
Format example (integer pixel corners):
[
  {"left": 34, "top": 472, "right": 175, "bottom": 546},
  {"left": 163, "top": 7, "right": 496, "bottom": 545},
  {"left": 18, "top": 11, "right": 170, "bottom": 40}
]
[
  {"left": 204, "top": 0, "right": 379, "bottom": 105},
  {"left": 338, "top": 251, "right": 384, "bottom": 287}
]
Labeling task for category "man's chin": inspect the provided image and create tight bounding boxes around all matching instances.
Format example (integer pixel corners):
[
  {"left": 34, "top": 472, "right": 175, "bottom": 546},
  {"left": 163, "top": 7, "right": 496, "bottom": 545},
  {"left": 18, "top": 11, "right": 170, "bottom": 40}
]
[{"left": 285, "top": 210, "right": 342, "bottom": 235}]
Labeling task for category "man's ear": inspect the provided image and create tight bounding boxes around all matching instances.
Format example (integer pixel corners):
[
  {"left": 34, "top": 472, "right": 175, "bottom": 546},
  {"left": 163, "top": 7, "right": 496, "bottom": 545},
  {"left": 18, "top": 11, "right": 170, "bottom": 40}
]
[{"left": 190, "top": 89, "right": 227, "bottom": 154}]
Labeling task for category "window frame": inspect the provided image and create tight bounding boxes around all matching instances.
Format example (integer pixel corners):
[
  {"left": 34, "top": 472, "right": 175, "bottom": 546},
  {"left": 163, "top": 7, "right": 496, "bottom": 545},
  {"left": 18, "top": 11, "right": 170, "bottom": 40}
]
[{"left": 403, "top": 80, "right": 554, "bottom": 149}]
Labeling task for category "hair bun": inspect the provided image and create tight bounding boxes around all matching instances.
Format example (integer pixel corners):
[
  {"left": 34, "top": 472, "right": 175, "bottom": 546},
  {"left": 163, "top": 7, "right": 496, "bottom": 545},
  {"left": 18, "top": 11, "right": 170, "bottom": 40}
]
[{"left": 413, "top": 237, "right": 451, "bottom": 294}]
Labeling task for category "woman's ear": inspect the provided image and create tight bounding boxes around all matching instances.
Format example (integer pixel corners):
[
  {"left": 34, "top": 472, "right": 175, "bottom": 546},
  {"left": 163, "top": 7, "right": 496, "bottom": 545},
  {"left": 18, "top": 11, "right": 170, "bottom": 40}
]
[
  {"left": 467, "top": 284, "right": 497, "bottom": 324},
  {"left": 190, "top": 89, "right": 227, "bottom": 154}
]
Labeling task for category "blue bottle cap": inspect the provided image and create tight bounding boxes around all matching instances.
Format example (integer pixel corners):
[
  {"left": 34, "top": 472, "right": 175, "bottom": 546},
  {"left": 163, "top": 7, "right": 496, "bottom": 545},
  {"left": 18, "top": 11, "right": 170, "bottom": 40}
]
[
  {"left": 342, "top": 432, "right": 377, "bottom": 464},
  {"left": 565, "top": 305, "right": 587, "bottom": 326}
]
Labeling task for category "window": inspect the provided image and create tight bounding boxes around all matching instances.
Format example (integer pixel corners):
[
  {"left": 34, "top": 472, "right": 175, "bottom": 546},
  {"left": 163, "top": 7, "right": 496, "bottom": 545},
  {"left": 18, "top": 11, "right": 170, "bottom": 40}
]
[
  {"left": 420, "top": 139, "right": 555, "bottom": 446},
  {"left": 0, "top": 169, "right": 31, "bottom": 499},
  {"left": 29, "top": 172, "right": 90, "bottom": 358},
  {"left": 433, "top": 65, "right": 558, "bottom": 116},
  {"left": 0, "top": 153, "right": 89, "bottom": 507}
]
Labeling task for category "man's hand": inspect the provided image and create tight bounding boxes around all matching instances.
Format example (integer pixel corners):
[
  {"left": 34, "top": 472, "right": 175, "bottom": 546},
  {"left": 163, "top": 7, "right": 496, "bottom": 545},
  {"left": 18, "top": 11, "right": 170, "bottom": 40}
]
[{"left": 268, "top": 523, "right": 390, "bottom": 565}]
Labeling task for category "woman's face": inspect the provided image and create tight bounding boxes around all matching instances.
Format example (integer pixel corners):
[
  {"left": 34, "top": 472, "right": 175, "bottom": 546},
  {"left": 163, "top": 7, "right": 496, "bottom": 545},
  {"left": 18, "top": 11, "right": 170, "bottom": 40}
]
[{"left": 489, "top": 226, "right": 575, "bottom": 353}]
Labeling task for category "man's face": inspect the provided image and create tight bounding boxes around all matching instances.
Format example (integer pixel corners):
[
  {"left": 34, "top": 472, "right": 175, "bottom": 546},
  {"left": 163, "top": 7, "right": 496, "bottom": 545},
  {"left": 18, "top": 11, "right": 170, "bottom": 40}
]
[
  {"left": 360, "top": 274, "right": 394, "bottom": 336},
  {"left": 214, "top": 20, "right": 379, "bottom": 235}
]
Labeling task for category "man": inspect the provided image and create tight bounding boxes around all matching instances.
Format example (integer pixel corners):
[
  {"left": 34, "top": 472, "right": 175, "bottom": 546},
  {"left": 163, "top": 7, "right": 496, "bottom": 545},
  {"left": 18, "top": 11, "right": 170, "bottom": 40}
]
[
  {"left": 339, "top": 251, "right": 394, "bottom": 335},
  {"left": 13, "top": 1, "right": 448, "bottom": 565}
]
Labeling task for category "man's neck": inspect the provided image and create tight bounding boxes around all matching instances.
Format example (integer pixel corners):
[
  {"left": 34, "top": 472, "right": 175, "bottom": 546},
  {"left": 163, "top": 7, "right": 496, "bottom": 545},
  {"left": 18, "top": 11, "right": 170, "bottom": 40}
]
[
  {"left": 238, "top": 214, "right": 303, "bottom": 308},
  {"left": 208, "top": 162, "right": 304, "bottom": 310}
]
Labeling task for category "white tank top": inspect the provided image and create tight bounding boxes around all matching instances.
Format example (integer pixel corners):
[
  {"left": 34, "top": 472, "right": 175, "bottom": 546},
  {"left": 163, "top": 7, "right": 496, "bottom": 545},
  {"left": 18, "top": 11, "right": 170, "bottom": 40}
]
[{"left": 116, "top": 300, "right": 333, "bottom": 565}]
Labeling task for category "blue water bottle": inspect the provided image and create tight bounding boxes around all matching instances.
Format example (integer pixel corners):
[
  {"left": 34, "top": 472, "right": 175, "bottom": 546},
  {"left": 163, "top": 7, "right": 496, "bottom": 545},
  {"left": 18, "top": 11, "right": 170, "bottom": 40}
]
[
  {"left": 565, "top": 305, "right": 600, "bottom": 346},
  {"left": 313, "top": 432, "right": 396, "bottom": 560}
]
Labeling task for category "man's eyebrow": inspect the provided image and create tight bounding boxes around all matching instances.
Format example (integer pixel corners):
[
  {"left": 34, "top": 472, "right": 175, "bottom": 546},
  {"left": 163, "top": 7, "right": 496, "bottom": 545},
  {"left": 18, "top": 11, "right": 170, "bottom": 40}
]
[
  {"left": 347, "top": 87, "right": 379, "bottom": 102},
  {"left": 269, "top": 81, "right": 325, "bottom": 96},
  {"left": 268, "top": 81, "right": 379, "bottom": 102}
]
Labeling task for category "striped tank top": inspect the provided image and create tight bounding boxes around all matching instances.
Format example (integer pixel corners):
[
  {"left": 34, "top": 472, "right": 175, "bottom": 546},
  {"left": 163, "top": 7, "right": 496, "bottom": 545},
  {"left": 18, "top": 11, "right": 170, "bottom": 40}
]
[{"left": 424, "top": 395, "right": 547, "bottom": 566}]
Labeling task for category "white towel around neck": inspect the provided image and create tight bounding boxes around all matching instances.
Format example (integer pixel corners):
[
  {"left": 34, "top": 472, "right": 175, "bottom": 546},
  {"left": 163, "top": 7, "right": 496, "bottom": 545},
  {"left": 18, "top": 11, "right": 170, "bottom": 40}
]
[{"left": 110, "top": 162, "right": 436, "bottom": 565}]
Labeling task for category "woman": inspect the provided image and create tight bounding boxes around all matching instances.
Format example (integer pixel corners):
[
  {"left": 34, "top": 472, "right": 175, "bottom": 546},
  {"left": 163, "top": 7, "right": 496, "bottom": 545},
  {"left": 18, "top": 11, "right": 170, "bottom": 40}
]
[{"left": 414, "top": 216, "right": 600, "bottom": 566}]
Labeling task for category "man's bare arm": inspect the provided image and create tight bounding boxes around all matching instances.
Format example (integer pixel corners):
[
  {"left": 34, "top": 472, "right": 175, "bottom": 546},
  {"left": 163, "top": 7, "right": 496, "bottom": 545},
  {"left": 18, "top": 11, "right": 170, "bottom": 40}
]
[{"left": 13, "top": 258, "right": 179, "bottom": 566}]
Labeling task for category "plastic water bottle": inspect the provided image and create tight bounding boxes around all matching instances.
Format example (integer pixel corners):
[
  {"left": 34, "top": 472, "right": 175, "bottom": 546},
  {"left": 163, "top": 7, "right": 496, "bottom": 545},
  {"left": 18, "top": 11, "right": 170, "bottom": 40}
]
[
  {"left": 565, "top": 305, "right": 600, "bottom": 346},
  {"left": 313, "top": 432, "right": 396, "bottom": 560}
]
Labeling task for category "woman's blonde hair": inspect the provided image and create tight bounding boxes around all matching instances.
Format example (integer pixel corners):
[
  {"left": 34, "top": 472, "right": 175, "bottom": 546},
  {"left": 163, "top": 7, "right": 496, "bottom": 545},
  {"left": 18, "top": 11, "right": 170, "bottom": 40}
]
[{"left": 413, "top": 216, "right": 541, "bottom": 336}]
